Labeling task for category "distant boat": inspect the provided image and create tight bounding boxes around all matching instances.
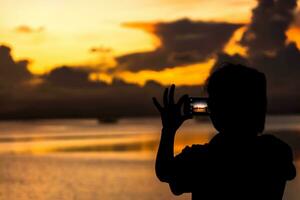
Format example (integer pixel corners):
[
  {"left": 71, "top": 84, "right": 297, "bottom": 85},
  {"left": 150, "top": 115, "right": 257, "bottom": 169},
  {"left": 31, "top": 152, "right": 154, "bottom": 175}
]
[{"left": 97, "top": 117, "right": 119, "bottom": 124}]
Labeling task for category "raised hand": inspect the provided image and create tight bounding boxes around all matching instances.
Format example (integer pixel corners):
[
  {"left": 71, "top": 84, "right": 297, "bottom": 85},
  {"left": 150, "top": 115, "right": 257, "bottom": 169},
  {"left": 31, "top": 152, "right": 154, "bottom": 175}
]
[{"left": 152, "top": 84, "right": 191, "bottom": 133}]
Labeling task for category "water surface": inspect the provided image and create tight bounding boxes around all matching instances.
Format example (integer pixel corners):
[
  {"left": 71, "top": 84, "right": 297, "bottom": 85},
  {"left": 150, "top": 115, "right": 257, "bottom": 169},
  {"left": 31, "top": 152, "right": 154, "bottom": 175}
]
[{"left": 0, "top": 116, "right": 299, "bottom": 200}]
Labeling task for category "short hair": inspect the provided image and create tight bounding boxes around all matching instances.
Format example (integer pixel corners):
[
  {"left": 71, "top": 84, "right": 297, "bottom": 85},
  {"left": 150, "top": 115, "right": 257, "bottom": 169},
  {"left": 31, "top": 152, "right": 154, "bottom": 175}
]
[{"left": 206, "top": 63, "right": 267, "bottom": 134}]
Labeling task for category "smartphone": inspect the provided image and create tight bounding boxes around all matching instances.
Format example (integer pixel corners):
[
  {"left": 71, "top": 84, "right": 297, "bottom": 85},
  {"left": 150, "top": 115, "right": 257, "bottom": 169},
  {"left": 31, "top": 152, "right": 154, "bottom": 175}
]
[{"left": 187, "top": 97, "right": 209, "bottom": 115}]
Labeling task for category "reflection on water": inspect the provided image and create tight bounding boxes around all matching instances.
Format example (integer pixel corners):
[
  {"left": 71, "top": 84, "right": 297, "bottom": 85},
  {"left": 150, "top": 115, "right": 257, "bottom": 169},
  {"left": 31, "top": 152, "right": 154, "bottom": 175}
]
[
  {"left": 0, "top": 118, "right": 215, "bottom": 154},
  {"left": 0, "top": 116, "right": 299, "bottom": 200}
]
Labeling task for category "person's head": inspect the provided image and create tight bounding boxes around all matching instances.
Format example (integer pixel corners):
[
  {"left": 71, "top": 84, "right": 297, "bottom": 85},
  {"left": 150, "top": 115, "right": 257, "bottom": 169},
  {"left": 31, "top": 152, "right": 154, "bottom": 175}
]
[{"left": 206, "top": 63, "right": 267, "bottom": 136}]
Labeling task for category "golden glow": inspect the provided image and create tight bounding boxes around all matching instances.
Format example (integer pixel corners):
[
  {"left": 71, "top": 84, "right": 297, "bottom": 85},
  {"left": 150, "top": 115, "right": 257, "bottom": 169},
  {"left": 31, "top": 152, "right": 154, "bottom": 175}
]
[
  {"left": 0, "top": 0, "right": 254, "bottom": 77},
  {"left": 122, "top": 22, "right": 157, "bottom": 34},
  {"left": 22, "top": 78, "right": 45, "bottom": 87},
  {"left": 287, "top": 26, "right": 300, "bottom": 49},
  {"left": 223, "top": 26, "right": 247, "bottom": 56},
  {"left": 89, "top": 72, "right": 113, "bottom": 84},
  {"left": 1, "top": 0, "right": 283, "bottom": 87},
  {"left": 122, "top": 22, "right": 161, "bottom": 48},
  {"left": 115, "top": 59, "right": 215, "bottom": 86}
]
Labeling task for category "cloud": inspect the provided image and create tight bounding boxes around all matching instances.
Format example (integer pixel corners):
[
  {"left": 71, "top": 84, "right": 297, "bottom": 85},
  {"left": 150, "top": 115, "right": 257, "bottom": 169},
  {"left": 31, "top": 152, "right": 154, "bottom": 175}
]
[
  {"left": 15, "top": 25, "right": 45, "bottom": 34},
  {"left": 0, "top": 45, "right": 32, "bottom": 83},
  {"left": 118, "top": 19, "right": 242, "bottom": 71},
  {"left": 44, "top": 66, "right": 106, "bottom": 88},
  {"left": 0, "top": 48, "right": 206, "bottom": 119},
  {"left": 213, "top": 0, "right": 300, "bottom": 113},
  {"left": 240, "top": 0, "right": 297, "bottom": 57},
  {"left": 0, "top": 45, "right": 33, "bottom": 115}
]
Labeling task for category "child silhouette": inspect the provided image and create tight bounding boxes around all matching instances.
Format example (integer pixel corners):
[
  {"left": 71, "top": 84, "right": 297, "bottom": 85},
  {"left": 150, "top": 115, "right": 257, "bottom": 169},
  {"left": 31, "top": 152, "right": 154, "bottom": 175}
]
[{"left": 153, "top": 63, "right": 296, "bottom": 200}]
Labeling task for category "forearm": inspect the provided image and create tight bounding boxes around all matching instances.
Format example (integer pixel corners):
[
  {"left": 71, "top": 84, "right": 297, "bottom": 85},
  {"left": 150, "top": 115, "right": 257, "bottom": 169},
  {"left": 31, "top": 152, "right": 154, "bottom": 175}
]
[
  {"left": 152, "top": 85, "right": 189, "bottom": 182},
  {"left": 155, "top": 128, "right": 176, "bottom": 182}
]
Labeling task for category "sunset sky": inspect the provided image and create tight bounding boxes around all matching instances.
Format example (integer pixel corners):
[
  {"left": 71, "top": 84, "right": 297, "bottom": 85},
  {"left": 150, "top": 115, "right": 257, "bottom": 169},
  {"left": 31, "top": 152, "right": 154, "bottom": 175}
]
[
  {"left": 0, "top": 0, "right": 267, "bottom": 86},
  {"left": 1, "top": 0, "right": 300, "bottom": 86},
  {"left": 0, "top": 0, "right": 300, "bottom": 117}
]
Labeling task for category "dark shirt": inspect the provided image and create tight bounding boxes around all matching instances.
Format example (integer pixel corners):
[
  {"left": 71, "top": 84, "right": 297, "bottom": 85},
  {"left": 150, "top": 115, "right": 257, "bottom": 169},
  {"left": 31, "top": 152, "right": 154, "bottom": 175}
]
[{"left": 168, "top": 133, "right": 296, "bottom": 200}]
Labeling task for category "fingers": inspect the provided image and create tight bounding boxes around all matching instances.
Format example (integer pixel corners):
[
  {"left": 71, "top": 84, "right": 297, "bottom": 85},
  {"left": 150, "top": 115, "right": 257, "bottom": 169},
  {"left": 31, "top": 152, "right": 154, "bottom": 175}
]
[
  {"left": 163, "top": 88, "right": 169, "bottom": 107},
  {"left": 177, "top": 94, "right": 189, "bottom": 107},
  {"left": 152, "top": 97, "right": 163, "bottom": 112},
  {"left": 177, "top": 94, "right": 192, "bottom": 121},
  {"left": 169, "top": 84, "right": 175, "bottom": 105}
]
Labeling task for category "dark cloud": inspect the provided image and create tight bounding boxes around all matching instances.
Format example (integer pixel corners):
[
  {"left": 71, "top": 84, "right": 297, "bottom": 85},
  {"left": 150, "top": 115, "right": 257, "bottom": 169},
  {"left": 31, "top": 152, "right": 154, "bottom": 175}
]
[
  {"left": 240, "top": 0, "right": 297, "bottom": 57},
  {"left": 0, "top": 45, "right": 32, "bottom": 115},
  {"left": 213, "top": 0, "right": 300, "bottom": 113},
  {"left": 15, "top": 25, "right": 45, "bottom": 34},
  {"left": 0, "top": 50, "right": 205, "bottom": 119},
  {"left": 44, "top": 66, "right": 106, "bottom": 88},
  {"left": 117, "top": 19, "right": 242, "bottom": 71},
  {"left": 0, "top": 45, "right": 31, "bottom": 83},
  {"left": 249, "top": 42, "right": 300, "bottom": 113}
]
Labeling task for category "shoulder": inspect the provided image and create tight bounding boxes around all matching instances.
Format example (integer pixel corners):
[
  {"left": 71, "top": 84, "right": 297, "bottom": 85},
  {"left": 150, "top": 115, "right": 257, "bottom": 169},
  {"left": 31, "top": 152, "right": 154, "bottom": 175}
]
[
  {"left": 258, "top": 134, "right": 296, "bottom": 180},
  {"left": 258, "top": 134, "right": 292, "bottom": 154},
  {"left": 175, "top": 144, "right": 209, "bottom": 161},
  {"left": 259, "top": 134, "right": 285, "bottom": 143}
]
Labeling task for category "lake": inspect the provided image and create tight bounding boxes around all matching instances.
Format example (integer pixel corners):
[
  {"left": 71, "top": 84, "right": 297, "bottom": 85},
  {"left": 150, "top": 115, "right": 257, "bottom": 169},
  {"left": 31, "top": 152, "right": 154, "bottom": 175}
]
[{"left": 0, "top": 116, "right": 299, "bottom": 200}]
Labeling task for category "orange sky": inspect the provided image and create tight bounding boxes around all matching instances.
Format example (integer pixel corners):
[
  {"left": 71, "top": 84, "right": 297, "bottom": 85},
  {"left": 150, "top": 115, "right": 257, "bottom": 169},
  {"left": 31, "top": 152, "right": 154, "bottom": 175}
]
[{"left": 1, "top": 0, "right": 300, "bottom": 86}]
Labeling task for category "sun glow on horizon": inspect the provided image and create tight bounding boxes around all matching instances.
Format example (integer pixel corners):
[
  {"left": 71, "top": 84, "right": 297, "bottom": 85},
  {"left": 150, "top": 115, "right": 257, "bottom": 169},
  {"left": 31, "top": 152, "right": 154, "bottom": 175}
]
[{"left": 114, "top": 59, "right": 215, "bottom": 86}]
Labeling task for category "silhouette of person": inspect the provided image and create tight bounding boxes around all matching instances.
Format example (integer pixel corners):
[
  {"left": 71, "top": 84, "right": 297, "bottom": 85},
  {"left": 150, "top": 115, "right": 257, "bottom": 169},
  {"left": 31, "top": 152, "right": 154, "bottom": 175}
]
[{"left": 153, "top": 63, "right": 296, "bottom": 200}]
